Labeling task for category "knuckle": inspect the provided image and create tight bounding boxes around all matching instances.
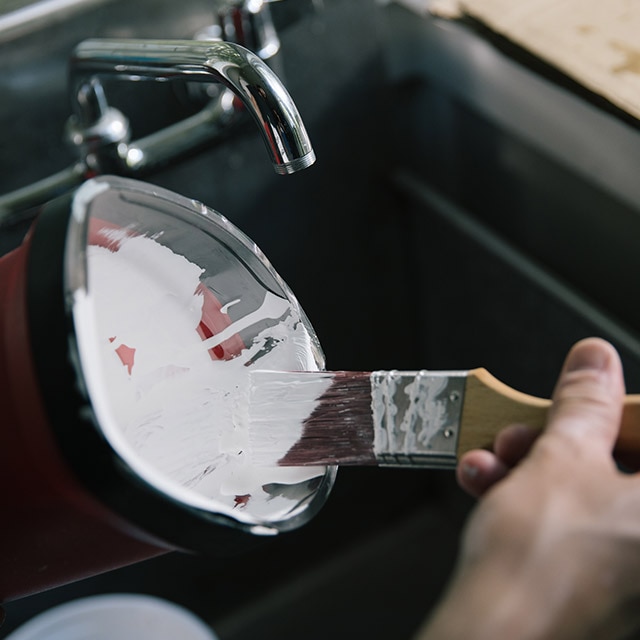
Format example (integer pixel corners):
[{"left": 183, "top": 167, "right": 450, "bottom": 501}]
[
  {"left": 550, "top": 374, "right": 621, "bottom": 447},
  {"left": 554, "top": 369, "right": 620, "bottom": 410},
  {"left": 530, "top": 434, "right": 569, "bottom": 467}
]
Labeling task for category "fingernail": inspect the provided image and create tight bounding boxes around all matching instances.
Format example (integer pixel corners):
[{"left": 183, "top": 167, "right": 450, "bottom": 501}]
[
  {"left": 566, "top": 339, "right": 610, "bottom": 373},
  {"left": 462, "top": 462, "right": 479, "bottom": 478}
]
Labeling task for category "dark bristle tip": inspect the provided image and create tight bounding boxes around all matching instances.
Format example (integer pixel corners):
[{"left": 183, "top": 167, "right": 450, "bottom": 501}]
[{"left": 279, "top": 371, "right": 378, "bottom": 467}]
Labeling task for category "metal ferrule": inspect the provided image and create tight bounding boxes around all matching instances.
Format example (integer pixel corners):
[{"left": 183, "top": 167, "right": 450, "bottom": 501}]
[{"left": 370, "top": 370, "right": 467, "bottom": 469}]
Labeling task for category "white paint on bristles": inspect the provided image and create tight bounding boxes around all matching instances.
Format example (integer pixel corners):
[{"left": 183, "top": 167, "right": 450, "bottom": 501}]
[{"left": 247, "top": 370, "right": 335, "bottom": 466}]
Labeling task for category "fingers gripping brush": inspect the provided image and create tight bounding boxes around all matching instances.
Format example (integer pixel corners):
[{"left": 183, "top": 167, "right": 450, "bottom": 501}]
[{"left": 246, "top": 369, "right": 640, "bottom": 468}]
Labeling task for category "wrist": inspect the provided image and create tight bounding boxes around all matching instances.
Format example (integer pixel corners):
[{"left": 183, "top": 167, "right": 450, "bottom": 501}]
[{"left": 415, "top": 557, "right": 614, "bottom": 640}]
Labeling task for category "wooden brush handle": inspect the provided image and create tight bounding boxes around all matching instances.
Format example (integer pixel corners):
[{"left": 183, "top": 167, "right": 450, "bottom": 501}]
[{"left": 458, "top": 368, "right": 640, "bottom": 462}]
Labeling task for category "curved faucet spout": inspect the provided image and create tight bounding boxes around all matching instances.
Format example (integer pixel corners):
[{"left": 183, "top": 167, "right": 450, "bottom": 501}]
[{"left": 68, "top": 39, "right": 315, "bottom": 175}]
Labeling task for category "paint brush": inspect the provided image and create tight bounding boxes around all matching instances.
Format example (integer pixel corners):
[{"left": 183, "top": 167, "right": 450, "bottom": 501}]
[{"left": 245, "top": 369, "right": 640, "bottom": 468}]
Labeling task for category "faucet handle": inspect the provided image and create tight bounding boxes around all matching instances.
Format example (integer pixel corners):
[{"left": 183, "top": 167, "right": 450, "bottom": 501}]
[{"left": 198, "top": 0, "right": 282, "bottom": 61}]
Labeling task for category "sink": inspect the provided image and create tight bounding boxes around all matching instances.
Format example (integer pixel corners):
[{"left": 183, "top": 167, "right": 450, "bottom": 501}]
[{"left": 3, "top": 1, "right": 640, "bottom": 638}]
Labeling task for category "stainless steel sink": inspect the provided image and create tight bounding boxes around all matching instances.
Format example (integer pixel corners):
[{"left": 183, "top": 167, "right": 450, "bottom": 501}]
[{"left": 3, "top": 1, "right": 640, "bottom": 638}]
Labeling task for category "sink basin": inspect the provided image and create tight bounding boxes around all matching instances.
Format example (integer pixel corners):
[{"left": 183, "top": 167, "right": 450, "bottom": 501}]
[{"left": 3, "top": 1, "right": 640, "bottom": 638}]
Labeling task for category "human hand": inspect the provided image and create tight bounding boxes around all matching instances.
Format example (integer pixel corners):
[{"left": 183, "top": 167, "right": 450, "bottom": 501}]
[{"left": 416, "top": 338, "right": 640, "bottom": 640}]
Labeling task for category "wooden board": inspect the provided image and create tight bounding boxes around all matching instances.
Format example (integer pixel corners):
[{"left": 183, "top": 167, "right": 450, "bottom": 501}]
[{"left": 428, "top": 0, "right": 640, "bottom": 121}]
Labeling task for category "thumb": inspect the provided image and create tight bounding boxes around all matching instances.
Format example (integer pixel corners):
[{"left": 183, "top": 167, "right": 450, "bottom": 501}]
[{"left": 544, "top": 337, "right": 625, "bottom": 456}]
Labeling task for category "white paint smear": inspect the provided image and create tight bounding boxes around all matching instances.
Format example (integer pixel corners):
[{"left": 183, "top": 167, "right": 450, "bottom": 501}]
[{"left": 74, "top": 226, "right": 325, "bottom": 527}]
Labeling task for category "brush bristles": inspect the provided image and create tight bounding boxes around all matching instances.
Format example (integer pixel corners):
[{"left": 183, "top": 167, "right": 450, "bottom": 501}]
[
  {"left": 281, "top": 372, "right": 377, "bottom": 466},
  {"left": 248, "top": 371, "right": 377, "bottom": 467}
]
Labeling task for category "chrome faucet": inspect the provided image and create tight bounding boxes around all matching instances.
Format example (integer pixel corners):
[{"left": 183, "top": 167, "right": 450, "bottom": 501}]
[
  {"left": 0, "top": 37, "right": 314, "bottom": 218},
  {"left": 67, "top": 38, "right": 314, "bottom": 176}
]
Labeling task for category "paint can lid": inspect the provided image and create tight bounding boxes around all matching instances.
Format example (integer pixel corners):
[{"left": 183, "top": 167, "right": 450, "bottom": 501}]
[{"left": 5, "top": 594, "right": 218, "bottom": 640}]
